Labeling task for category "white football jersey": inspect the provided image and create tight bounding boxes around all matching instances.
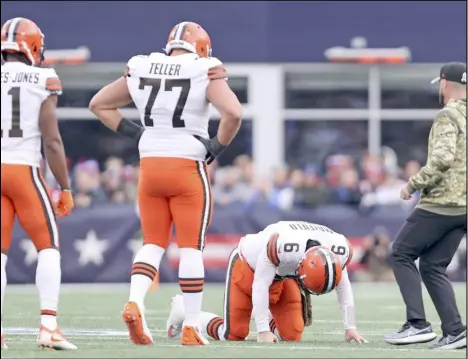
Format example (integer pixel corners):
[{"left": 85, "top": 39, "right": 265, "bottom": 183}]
[
  {"left": 126, "top": 52, "right": 226, "bottom": 161},
  {"left": 239, "top": 221, "right": 352, "bottom": 277},
  {"left": 1, "top": 62, "right": 62, "bottom": 167},
  {"left": 240, "top": 221, "right": 357, "bottom": 334}
]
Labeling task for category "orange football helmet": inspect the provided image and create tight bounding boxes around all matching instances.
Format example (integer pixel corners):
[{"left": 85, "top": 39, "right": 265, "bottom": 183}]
[
  {"left": 1, "top": 17, "right": 45, "bottom": 66},
  {"left": 297, "top": 246, "right": 343, "bottom": 295},
  {"left": 165, "top": 22, "right": 212, "bottom": 58}
]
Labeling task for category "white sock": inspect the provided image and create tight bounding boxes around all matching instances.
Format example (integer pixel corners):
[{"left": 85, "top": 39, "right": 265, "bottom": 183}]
[
  {"left": 36, "top": 248, "right": 61, "bottom": 330},
  {"left": 199, "top": 312, "right": 226, "bottom": 340},
  {"left": 1, "top": 253, "right": 7, "bottom": 329},
  {"left": 129, "top": 244, "right": 165, "bottom": 310},
  {"left": 178, "top": 248, "right": 204, "bottom": 328}
]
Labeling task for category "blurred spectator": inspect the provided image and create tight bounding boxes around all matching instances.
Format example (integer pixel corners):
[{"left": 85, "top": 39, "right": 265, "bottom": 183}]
[
  {"left": 354, "top": 227, "right": 395, "bottom": 282},
  {"left": 268, "top": 167, "right": 291, "bottom": 209},
  {"left": 403, "top": 160, "right": 421, "bottom": 181},
  {"left": 277, "top": 168, "right": 329, "bottom": 210},
  {"left": 43, "top": 147, "right": 424, "bottom": 211},
  {"left": 212, "top": 166, "right": 249, "bottom": 206},
  {"left": 101, "top": 156, "right": 130, "bottom": 203},
  {"left": 329, "top": 168, "right": 363, "bottom": 206},
  {"left": 73, "top": 160, "right": 108, "bottom": 208}
]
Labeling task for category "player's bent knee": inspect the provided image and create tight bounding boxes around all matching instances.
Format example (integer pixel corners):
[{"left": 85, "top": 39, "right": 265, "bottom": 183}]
[
  {"left": 278, "top": 323, "right": 304, "bottom": 342},
  {"left": 227, "top": 333, "right": 248, "bottom": 341},
  {"left": 226, "top": 325, "right": 249, "bottom": 341},
  {"left": 281, "top": 332, "right": 303, "bottom": 342}
]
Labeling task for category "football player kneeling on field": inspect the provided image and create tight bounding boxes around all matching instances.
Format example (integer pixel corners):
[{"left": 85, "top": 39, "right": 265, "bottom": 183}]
[{"left": 166, "top": 221, "right": 368, "bottom": 344}]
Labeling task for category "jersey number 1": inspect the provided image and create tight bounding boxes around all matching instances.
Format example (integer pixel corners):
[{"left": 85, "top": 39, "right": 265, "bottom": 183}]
[
  {"left": 1, "top": 87, "right": 23, "bottom": 138},
  {"left": 139, "top": 78, "right": 190, "bottom": 128}
]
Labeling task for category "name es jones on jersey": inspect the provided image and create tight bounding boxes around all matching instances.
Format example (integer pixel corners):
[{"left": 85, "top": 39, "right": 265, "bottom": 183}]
[
  {"left": 1, "top": 71, "right": 40, "bottom": 84},
  {"left": 149, "top": 62, "right": 182, "bottom": 76}
]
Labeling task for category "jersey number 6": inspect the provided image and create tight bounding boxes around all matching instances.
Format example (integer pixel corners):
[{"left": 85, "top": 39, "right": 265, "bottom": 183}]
[
  {"left": 1, "top": 87, "right": 23, "bottom": 138},
  {"left": 331, "top": 245, "right": 346, "bottom": 256},
  {"left": 139, "top": 78, "right": 190, "bottom": 128}
]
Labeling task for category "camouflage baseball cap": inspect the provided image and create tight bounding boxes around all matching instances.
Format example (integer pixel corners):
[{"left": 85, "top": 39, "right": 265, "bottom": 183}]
[{"left": 431, "top": 62, "right": 467, "bottom": 84}]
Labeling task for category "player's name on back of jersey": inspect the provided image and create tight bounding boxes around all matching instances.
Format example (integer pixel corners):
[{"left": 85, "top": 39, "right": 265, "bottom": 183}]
[
  {"left": 1, "top": 71, "right": 40, "bottom": 84},
  {"left": 149, "top": 62, "right": 182, "bottom": 76},
  {"left": 288, "top": 222, "right": 335, "bottom": 234}
]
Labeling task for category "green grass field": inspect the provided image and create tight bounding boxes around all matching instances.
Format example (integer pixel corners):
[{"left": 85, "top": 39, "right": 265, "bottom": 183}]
[{"left": 1, "top": 283, "right": 466, "bottom": 358}]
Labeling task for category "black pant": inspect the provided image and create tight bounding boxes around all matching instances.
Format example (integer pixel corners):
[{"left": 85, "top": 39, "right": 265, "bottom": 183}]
[{"left": 390, "top": 208, "right": 467, "bottom": 336}]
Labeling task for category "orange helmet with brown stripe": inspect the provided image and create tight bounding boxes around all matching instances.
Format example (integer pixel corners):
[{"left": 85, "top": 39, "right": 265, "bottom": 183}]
[
  {"left": 297, "top": 246, "right": 343, "bottom": 295},
  {"left": 165, "top": 22, "right": 212, "bottom": 58},
  {"left": 1, "top": 17, "right": 45, "bottom": 66}
]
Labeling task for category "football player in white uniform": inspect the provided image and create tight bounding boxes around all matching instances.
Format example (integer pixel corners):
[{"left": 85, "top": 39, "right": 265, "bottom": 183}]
[
  {"left": 167, "top": 221, "right": 368, "bottom": 344},
  {"left": 89, "top": 22, "right": 242, "bottom": 346},
  {"left": 1, "top": 18, "right": 76, "bottom": 350}
]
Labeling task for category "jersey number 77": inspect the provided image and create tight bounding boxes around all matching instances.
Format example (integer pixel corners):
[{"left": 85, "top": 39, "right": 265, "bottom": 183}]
[{"left": 138, "top": 78, "right": 190, "bottom": 128}]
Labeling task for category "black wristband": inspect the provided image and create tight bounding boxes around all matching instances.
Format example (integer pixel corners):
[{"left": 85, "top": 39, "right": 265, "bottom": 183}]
[
  {"left": 211, "top": 136, "right": 227, "bottom": 155},
  {"left": 116, "top": 118, "right": 144, "bottom": 141}
]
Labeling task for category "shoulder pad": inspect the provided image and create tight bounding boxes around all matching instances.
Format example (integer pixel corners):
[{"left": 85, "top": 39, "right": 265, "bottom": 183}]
[{"left": 125, "top": 55, "right": 148, "bottom": 77}]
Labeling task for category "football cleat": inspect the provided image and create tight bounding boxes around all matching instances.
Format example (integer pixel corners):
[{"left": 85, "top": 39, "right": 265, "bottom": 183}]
[
  {"left": 166, "top": 294, "right": 185, "bottom": 339},
  {"left": 122, "top": 301, "right": 153, "bottom": 345},
  {"left": 36, "top": 325, "right": 77, "bottom": 350},
  {"left": 181, "top": 325, "right": 209, "bottom": 346}
]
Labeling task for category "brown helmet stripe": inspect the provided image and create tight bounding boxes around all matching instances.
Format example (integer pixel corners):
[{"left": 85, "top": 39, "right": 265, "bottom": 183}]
[
  {"left": 175, "top": 22, "right": 188, "bottom": 41},
  {"left": 8, "top": 17, "right": 22, "bottom": 42},
  {"left": 2, "top": 20, "right": 12, "bottom": 41}
]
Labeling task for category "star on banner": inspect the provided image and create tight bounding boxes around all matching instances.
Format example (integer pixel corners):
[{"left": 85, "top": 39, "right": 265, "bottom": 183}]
[{"left": 74, "top": 230, "right": 109, "bottom": 267}]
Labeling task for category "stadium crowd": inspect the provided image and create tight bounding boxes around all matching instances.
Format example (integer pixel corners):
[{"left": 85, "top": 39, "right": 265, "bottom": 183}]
[{"left": 43, "top": 152, "right": 421, "bottom": 210}]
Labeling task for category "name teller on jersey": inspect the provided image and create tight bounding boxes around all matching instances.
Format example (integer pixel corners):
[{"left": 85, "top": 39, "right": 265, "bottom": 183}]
[{"left": 89, "top": 21, "right": 242, "bottom": 346}]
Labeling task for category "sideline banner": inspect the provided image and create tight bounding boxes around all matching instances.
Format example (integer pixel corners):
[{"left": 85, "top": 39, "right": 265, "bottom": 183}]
[{"left": 6, "top": 204, "right": 466, "bottom": 283}]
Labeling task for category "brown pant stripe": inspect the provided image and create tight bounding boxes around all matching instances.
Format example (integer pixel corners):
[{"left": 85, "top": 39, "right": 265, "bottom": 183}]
[
  {"left": 223, "top": 251, "right": 240, "bottom": 340},
  {"left": 29, "top": 167, "right": 56, "bottom": 249},
  {"left": 195, "top": 161, "right": 211, "bottom": 251}
]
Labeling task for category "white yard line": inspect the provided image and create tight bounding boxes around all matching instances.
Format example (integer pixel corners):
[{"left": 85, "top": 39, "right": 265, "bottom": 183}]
[{"left": 3, "top": 327, "right": 450, "bottom": 341}]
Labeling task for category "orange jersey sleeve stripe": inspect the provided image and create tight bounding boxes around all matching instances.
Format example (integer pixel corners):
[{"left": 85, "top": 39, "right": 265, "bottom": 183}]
[
  {"left": 267, "top": 236, "right": 280, "bottom": 266},
  {"left": 45, "top": 78, "right": 62, "bottom": 92},
  {"left": 208, "top": 65, "right": 228, "bottom": 80}
]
